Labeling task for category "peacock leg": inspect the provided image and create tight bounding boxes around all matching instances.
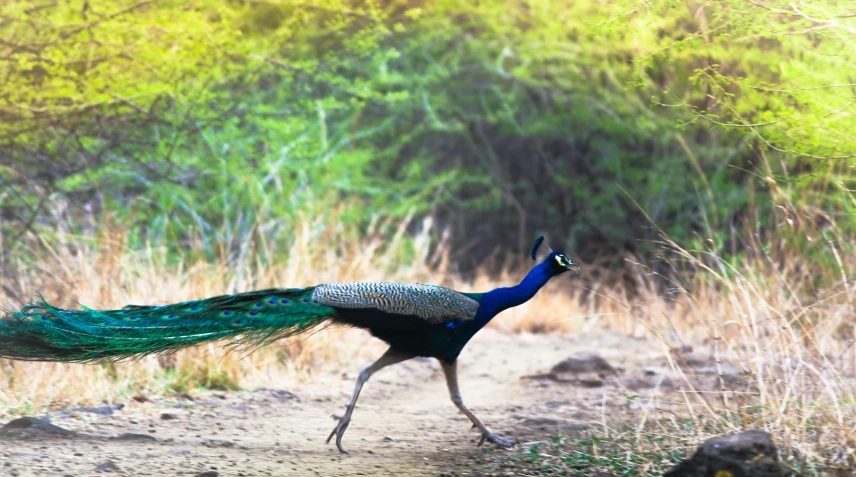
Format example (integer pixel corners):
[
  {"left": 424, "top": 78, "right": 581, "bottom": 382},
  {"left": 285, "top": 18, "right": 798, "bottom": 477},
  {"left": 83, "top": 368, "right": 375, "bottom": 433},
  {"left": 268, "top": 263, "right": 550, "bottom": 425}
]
[
  {"left": 440, "top": 360, "right": 517, "bottom": 448},
  {"left": 326, "top": 347, "right": 414, "bottom": 454}
]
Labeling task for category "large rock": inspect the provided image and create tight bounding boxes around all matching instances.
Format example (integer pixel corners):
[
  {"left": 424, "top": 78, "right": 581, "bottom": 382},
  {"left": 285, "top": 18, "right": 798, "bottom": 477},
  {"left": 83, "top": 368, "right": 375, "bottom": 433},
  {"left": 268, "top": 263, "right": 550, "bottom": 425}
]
[
  {"left": 95, "top": 459, "right": 120, "bottom": 473},
  {"left": 664, "top": 430, "right": 783, "bottom": 477},
  {"left": 521, "top": 352, "right": 618, "bottom": 388},
  {"left": 670, "top": 345, "right": 742, "bottom": 378},
  {"left": 0, "top": 417, "right": 76, "bottom": 437},
  {"left": 114, "top": 432, "right": 158, "bottom": 442},
  {"left": 550, "top": 352, "right": 617, "bottom": 375},
  {"left": 78, "top": 403, "right": 124, "bottom": 416}
]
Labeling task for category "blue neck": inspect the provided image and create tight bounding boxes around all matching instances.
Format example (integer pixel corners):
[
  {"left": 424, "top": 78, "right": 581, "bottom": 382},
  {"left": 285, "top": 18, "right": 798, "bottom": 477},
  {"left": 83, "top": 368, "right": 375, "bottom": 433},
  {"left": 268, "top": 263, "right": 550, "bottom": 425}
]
[{"left": 476, "top": 260, "right": 553, "bottom": 324}]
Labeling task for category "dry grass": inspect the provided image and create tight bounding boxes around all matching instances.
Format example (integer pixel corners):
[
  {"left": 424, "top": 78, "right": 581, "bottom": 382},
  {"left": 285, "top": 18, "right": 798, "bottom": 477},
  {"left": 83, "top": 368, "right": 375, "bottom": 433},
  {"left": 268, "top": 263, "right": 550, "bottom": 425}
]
[
  {"left": 484, "top": 203, "right": 856, "bottom": 474},
  {"left": 0, "top": 213, "right": 588, "bottom": 414},
  {"left": 616, "top": 262, "right": 855, "bottom": 473},
  {"left": 1, "top": 204, "right": 855, "bottom": 473}
]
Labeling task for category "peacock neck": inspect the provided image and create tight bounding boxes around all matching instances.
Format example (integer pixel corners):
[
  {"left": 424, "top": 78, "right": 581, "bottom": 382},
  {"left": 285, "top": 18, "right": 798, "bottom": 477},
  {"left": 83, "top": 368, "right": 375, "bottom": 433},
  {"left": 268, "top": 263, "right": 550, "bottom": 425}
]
[{"left": 476, "top": 260, "right": 553, "bottom": 324}]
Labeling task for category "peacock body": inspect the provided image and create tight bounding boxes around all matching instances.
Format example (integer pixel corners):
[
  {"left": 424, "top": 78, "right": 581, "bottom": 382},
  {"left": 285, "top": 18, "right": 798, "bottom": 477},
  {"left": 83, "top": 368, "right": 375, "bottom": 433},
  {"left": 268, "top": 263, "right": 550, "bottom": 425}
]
[{"left": 0, "top": 236, "right": 579, "bottom": 453}]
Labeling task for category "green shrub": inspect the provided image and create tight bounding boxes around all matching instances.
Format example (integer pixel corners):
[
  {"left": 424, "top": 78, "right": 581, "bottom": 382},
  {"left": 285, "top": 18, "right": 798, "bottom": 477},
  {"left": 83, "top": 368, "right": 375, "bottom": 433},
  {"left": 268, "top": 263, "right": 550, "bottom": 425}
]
[{"left": 2, "top": 0, "right": 852, "bottom": 267}]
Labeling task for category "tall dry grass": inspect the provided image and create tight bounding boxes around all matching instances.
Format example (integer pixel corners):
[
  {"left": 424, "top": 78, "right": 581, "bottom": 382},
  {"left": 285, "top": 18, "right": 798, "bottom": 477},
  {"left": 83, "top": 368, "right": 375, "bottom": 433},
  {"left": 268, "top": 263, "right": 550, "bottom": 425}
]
[
  {"left": 587, "top": 184, "right": 856, "bottom": 473},
  {"left": 1, "top": 196, "right": 855, "bottom": 472}
]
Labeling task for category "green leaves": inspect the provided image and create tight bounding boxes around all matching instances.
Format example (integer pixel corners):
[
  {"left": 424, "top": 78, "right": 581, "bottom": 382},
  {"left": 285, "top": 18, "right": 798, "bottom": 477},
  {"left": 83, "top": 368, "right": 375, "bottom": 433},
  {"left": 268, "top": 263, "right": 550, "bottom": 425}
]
[{"left": 2, "top": 0, "right": 854, "bottom": 264}]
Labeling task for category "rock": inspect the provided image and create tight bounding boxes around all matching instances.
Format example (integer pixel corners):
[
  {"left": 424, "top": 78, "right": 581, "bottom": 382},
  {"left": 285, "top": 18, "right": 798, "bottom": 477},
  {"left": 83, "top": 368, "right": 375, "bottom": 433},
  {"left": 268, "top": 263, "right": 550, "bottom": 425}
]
[
  {"left": 621, "top": 377, "right": 653, "bottom": 390},
  {"left": 621, "top": 374, "right": 674, "bottom": 390},
  {"left": 160, "top": 412, "right": 180, "bottom": 420},
  {"left": 194, "top": 472, "right": 219, "bottom": 477},
  {"left": 0, "top": 417, "right": 76, "bottom": 437},
  {"left": 114, "top": 433, "right": 158, "bottom": 442},
  {"left": 202, "top": 439, "right": 235, "bottom": 448},
  {"left": 550, "top": 352, "right": 617, "bottom": 375},
  {"left": 664, "top": 430, "right": 783, "bottom": 477},
  {"left": 544, "top": 400, "right": 570, "bottom": 408},
  {"left": 254, "top": 388, "right": 300, "bottom": 401},
  {"left": 516, "top": 416, "right": 585, "bottom": 433},
  {"left": 670, "top": 345, "right": 707, "bottom": 366},
  {"left": 521, "top": 352, "right": 617, "bottom": 387},
  {"left": 523, "top": 373, "right": 606, "bottom": 387},
  {"left": 78, "top": 403, "right": 124, "bottom": 416},
  {"left": 670, "top": 347, "right": 741, "bottom": 375},
  {"left": 574, "top": 377, "right": 605, "bottom": 387},
  {"left": 95, "top": 459, "right": 120, "bottom": 472}
]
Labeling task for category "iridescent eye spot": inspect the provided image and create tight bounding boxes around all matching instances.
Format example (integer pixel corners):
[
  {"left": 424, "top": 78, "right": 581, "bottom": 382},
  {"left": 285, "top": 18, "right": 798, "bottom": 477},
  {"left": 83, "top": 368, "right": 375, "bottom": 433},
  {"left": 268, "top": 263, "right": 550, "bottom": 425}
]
[
  {"left": 120, "top": 310, "right": 131, "bottom": 315},
  {"left": 39, "top": 315, "right": 50, "bottom": 321},
  {"left": 255, "top": 302, "right": 265, "bottom": 308},
  {"left": 268, "top": 298, "right": 278, "bottom": 305},
  {"left": 189, "top": 306, "right": 202, "bottom": 312},
  {"left": 231, "top": 318, "right": 246, "bottom": 327},
  {"left": 301, "top": 298, "right": 309, "bottom": 303},
  {"left": 248, "top": 311, "right": 259, "bottom": 317},
  {"left": 164, "top": 314, "right": 179, "bottom": 320},
  {"left": 280, "top": 299, "right": 290, "bottom": 305},
  {"left": 221, "top": 310, "right": 234, "bottom": 317},
  {"left": 126, "top": 315, "right": 140, "bottom": 321}
]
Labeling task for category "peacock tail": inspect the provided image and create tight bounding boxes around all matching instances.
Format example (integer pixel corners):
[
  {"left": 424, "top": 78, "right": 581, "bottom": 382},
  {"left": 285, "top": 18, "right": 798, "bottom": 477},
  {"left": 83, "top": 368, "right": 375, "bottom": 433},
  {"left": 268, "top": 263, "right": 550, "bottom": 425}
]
[{"left": 0, "top": 287, "right": 336, "bottom": 363}]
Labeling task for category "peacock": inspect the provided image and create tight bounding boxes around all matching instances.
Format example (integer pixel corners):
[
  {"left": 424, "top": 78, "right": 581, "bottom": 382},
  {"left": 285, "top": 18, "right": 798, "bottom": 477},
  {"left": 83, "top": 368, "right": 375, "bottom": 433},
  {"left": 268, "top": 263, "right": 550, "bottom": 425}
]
[{"left": 0, "top": 236, "right": 578, "bottom": 453}]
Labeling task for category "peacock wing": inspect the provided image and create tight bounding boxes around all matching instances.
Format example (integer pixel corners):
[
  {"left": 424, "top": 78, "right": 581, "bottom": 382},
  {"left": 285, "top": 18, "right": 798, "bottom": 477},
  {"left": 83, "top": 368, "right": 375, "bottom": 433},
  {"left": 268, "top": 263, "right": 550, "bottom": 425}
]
[{"left": 310, "top": 282, "right": 479, "bottom": 324}]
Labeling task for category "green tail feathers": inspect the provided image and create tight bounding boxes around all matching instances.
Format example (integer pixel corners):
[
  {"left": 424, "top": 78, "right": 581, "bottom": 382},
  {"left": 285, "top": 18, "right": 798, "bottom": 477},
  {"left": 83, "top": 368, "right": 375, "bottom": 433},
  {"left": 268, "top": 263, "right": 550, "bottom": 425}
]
[{"left": 0, "top": 288, "right": 336, "bottom": 362}]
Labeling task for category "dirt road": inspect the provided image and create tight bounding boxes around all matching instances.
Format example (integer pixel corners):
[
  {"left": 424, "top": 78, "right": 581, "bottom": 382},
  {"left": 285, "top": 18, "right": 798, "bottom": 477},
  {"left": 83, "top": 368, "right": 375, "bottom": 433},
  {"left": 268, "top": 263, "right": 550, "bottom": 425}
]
[{"left": 0, "top": 330, "right": 676, "bottom": 476}]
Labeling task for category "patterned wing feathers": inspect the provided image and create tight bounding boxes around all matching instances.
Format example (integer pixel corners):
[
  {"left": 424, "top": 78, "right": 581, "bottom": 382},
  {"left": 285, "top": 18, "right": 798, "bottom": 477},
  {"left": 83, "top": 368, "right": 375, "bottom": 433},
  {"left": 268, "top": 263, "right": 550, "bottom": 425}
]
[{"left": 311, "top": 282, "right": 479, "bottom": 323}]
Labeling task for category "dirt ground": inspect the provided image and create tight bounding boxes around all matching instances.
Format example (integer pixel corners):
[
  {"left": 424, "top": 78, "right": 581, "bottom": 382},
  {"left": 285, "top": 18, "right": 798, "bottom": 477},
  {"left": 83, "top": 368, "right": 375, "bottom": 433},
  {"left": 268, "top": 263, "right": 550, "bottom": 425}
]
[{"left": 0, "top": 329, "right": 683, "bottom": 477}]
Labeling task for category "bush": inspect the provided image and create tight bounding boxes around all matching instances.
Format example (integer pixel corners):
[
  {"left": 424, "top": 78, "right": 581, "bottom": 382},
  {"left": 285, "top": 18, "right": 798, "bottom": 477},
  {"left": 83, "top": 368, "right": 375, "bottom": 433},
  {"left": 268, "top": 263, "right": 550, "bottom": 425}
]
[{"left": 1, "top": 0, "right": 852, "bottom": 268}]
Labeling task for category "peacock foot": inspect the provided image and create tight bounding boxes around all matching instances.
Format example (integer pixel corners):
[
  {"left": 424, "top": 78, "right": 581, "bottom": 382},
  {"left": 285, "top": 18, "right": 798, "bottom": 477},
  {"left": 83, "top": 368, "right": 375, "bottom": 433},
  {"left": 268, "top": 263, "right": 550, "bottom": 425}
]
[
  {"left": 326, "top": 410, "right": 352, "bottom": 454},
  {"left": 477, "top": 430, "right": 517, "bottom": 448}
]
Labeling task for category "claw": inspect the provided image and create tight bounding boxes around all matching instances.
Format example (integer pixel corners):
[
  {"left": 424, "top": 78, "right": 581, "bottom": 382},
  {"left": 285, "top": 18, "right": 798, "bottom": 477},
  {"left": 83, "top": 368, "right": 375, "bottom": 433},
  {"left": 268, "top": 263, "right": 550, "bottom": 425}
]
[
  {"left": 477, "top": 430, "right": 516, "bottom": 448},
  {"left": 327, "top": 413, "right": 351, "bottom": 454}
]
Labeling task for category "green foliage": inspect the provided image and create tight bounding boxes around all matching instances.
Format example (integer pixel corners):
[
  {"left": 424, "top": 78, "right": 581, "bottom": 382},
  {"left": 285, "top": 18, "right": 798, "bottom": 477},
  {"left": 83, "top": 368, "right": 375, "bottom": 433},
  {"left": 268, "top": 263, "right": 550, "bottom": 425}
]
[
  {"left": 491, "top": 425, "right": 824, "bottom": 476},
  {"left": 616, "top": 0, "right": 856, "bottom": 225},
  {"left": 494, "top": 432, "right": 688, "bottom": 476},
  {"left": 1, "top": 0, "right": 853, "bottom": 265}
]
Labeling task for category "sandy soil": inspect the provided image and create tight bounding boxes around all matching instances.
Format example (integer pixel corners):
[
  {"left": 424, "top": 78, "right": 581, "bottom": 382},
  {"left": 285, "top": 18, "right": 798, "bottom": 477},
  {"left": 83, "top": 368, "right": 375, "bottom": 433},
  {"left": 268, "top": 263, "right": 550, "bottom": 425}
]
[{"left": 0, "top": 330, "right": 683, "bottom": 477}]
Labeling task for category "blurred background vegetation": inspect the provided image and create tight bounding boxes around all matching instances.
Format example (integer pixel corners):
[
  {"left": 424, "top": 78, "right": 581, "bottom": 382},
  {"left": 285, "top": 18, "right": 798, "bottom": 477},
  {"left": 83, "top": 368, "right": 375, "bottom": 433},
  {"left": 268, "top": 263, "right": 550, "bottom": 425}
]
[{"left": 1, "top": 0, "right": 854, "bottom": 275}]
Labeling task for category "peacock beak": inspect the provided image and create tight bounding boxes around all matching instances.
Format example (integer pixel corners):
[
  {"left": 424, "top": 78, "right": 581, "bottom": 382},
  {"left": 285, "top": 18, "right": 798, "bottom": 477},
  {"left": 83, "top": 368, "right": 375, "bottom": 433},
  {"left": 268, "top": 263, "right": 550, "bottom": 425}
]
[{"left": 565, "top": 259, "right": 580, "bottom": 273}]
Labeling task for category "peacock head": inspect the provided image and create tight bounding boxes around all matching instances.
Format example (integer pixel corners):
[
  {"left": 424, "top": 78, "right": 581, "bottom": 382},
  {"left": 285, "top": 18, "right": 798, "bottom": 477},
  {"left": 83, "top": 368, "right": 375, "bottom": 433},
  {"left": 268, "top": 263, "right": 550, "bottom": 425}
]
[{"left": 530, "top": 236, "right": 579, "bottom": 275}]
